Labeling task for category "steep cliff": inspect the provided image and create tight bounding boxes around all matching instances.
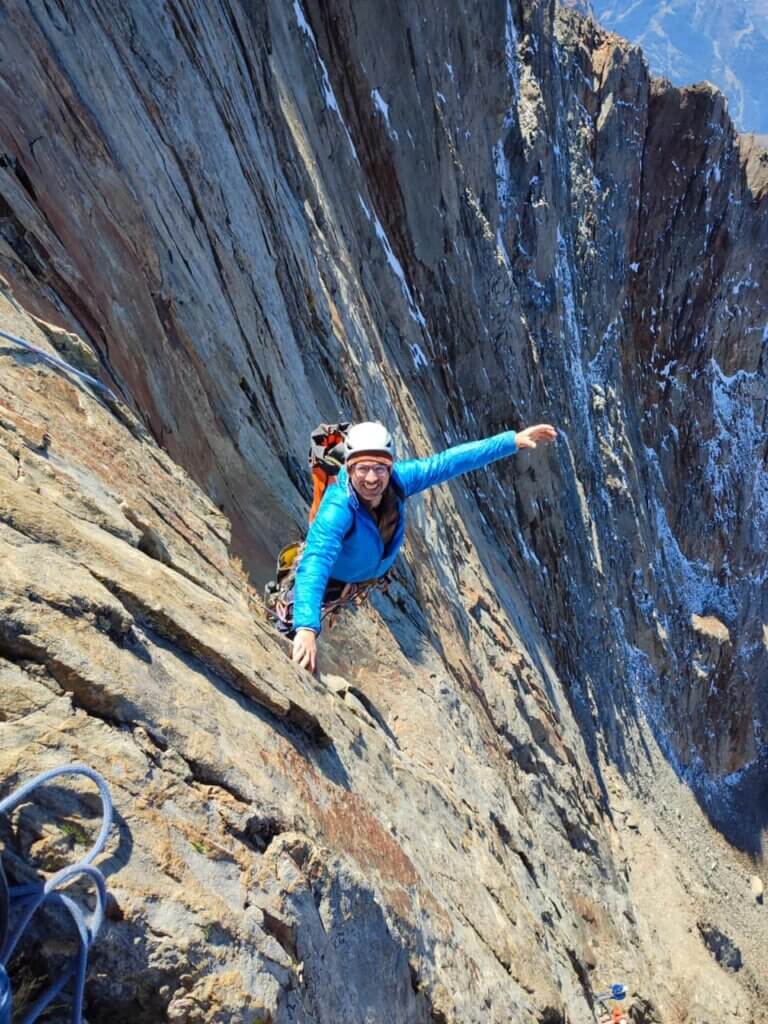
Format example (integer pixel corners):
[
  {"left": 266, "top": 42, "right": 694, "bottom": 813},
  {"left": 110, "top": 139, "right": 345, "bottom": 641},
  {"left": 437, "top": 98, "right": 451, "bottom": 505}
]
[
  {"left": 0, "top": 1, "right": 766, "bottom": 1022},
  {"left": 586, "top": 0, "right": 768, "bottom": 133}
]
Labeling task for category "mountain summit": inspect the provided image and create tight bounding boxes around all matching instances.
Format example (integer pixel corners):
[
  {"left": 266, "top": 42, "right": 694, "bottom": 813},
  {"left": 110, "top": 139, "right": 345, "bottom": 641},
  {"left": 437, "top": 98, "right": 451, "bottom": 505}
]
[{"left": 585, "top": 0, "right": 768, "bottom": 132}]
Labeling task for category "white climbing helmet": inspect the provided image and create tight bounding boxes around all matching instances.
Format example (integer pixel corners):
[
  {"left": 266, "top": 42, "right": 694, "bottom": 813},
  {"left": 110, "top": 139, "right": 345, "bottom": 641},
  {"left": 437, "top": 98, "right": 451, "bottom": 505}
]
[{"left": 344, "top": 421, "right": 395, "bottom": 463}]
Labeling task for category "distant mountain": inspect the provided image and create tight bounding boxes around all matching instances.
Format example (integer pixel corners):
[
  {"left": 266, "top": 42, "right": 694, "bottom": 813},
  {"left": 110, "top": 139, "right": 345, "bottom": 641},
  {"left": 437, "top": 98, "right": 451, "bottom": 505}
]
[{"left": 581, "top": 0, "right": 768, "bottom": 133}]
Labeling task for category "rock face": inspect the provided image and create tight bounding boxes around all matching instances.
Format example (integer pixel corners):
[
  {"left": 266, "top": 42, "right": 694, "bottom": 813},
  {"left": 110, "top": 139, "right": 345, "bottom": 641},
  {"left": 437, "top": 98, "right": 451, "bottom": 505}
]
[
  {"left": 0, "top": 2, "right": 766, "bottom": 1023},
  {"left": 587, "top": 0, "right": 768, "bottom": 133}
]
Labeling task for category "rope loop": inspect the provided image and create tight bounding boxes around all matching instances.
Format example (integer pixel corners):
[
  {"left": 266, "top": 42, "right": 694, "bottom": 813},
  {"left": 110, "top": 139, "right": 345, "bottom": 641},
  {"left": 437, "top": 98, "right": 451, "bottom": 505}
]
[{"left": 0, "top": 763, "right": 114, "bottom": 1024}]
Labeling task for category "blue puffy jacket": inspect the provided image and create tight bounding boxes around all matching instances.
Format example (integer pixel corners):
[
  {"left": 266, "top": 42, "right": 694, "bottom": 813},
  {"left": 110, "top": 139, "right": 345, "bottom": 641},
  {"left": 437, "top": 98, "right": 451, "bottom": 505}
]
[{"left": 293, "top": 430, "right": 518, "bottom": 632}]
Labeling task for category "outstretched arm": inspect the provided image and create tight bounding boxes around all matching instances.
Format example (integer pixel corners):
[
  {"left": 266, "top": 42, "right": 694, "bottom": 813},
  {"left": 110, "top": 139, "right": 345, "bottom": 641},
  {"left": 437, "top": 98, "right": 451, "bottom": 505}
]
[{"left": 396, "top": 424, "right": 556, "bottom": 498}]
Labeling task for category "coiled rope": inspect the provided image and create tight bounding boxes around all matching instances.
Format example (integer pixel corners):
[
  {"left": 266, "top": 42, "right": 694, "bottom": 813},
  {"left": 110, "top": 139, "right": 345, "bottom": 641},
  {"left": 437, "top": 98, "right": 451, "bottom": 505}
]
[{"left": 0, "top": 764, "right": 113, "bottom": 1024}]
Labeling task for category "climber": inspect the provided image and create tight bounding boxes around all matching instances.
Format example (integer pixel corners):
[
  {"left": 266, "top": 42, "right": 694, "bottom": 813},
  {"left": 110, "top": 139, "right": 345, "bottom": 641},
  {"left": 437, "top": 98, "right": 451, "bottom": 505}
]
[
  {"left": 596, "top": 983, "right": 629, "bottom": 1023},
  {"left": 291, "top": 420, "right": 557, "bottom": 671}
]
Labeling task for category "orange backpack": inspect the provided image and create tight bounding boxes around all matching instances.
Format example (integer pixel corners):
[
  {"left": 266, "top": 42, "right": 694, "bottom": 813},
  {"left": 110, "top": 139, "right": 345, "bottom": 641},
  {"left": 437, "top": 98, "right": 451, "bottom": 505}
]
[{"left": 308, "top": 422, "right": 349, "bottom": 522}]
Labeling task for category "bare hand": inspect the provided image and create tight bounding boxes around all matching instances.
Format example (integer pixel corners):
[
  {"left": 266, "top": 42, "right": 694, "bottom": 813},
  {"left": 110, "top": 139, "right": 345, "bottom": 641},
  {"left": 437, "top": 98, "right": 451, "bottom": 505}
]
[
  {"left": 292, "top": 628, "right": 318, "bottom": 673},
  {"left": 516, "top": 423, "right": 557, "bottom": 450}
]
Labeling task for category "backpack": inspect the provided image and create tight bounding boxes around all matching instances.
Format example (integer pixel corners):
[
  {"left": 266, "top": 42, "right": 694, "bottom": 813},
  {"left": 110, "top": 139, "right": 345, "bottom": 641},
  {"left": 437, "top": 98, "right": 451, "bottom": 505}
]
[{"left": 308, "top": 422, "right": 349, "bottom": 522}]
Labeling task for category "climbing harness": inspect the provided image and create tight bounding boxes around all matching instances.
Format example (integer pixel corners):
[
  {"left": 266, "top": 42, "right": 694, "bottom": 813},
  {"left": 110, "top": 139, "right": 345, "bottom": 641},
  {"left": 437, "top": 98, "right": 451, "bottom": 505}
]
[
  {"left": 0, "top": 328, "right": 118, "bottom": 403},
  {"left": 320, "top": 575, "right": 390, "bottom": 629},
  {"left": 595, "top": 983, "right": 628, "bottom": 1024},
  {"left": 264, "top": 539, "right": 390, "bottom": 638},
  {"left": 0, "top": 764, "right": 114, "bottom": 1024}
]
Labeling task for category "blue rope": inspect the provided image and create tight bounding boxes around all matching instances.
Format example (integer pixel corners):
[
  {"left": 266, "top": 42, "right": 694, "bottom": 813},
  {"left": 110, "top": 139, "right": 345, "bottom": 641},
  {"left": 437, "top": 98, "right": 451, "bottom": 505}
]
[
  {"left": 0, "top": 765, "right": 113, "bottom": 867},
  {"left": 0, "top": 328, "right": 118, "bottom": 403},
  {"left": 0, "top": 764, "right": 114, "bottom": 1024},
  {"left": 0, "top": 965, "right": 10, "bottom": 1024}
]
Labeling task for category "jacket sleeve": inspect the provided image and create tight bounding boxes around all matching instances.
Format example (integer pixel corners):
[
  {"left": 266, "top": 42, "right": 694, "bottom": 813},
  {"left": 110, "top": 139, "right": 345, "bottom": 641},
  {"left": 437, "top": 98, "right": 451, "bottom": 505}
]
[
  {"left": 293, "top": 490, "right": 353, "bottom": 633},
  {"left": 396, "top": 431, "right": 518, "bottom": 498}
]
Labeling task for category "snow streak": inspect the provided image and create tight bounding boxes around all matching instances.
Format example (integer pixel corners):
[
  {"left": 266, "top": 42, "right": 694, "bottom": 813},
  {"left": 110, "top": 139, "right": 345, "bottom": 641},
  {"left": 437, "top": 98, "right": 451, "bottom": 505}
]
[
  {"left": 358, "top": 192, "right": 429, "bottom": 350},
  {"left": 294, "top": 0, "right": 358, "bottom": 162},
  {"left": 371, "top": 89, "right": 399, "bottom": 141}
]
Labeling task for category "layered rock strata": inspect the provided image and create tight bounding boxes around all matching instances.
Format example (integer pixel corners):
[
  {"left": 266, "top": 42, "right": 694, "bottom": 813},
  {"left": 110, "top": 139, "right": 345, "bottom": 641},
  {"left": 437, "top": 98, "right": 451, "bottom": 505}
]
[{"left": 0, "top": 1, "right": 766, "bottom": 1021}]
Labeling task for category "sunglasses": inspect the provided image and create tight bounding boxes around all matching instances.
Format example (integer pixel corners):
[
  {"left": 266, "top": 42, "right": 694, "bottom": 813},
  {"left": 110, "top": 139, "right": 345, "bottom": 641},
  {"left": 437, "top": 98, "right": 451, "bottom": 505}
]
[{"left": 350, "top": 463, "right": 391, "bottom": 477}]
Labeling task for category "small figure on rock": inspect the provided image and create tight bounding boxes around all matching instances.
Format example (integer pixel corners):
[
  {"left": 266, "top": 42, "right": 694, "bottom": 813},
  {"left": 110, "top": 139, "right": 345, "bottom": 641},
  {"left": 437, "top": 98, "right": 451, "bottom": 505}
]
[
  {"left": 595, "top": 982, "right": 630, "bottom": 1024},
  {"left": 285, "top": 420, "right": 557, "bottom": 672}
]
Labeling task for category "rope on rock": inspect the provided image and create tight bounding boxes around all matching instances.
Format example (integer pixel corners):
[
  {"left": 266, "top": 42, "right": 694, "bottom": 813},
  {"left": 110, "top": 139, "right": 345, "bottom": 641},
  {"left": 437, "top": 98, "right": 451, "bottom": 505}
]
[
  {"left": 0, "top": 328, "right": 118, "bottom": 403},
  {"left": 0, "top": 764, "right": 114, "bottom": 1024},
  {"left": 0, "top": 966, "right": 10, "bottom": 1024}
]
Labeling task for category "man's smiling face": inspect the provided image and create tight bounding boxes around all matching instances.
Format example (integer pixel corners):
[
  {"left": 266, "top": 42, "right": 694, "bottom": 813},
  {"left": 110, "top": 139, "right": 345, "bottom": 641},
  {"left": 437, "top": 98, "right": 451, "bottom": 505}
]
[{"left": 349, "top": 461, "right": 391, "bottom": 506}]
